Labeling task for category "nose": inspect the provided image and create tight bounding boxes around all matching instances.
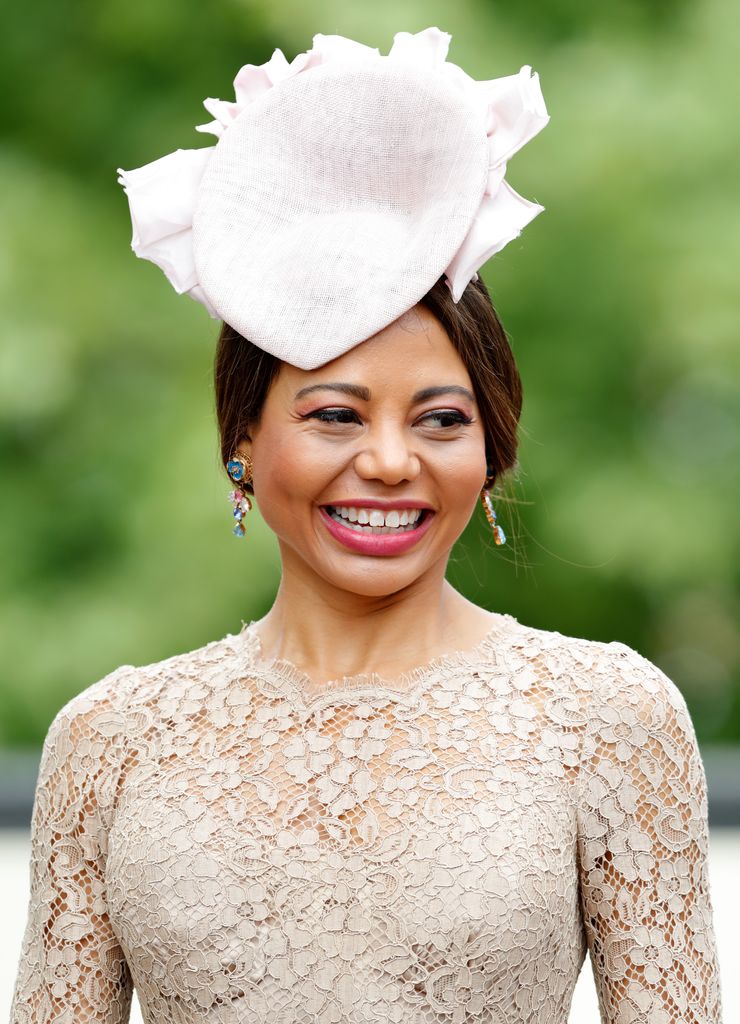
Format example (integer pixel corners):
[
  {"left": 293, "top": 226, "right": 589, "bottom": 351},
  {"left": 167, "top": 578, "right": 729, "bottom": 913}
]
[{"left": 353, "top": 423, "right": 421, "bottom": 486}]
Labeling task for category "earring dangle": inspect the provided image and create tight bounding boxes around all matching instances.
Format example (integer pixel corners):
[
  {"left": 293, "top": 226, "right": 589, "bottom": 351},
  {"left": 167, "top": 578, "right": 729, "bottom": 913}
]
[
  {"left": 480, "top": 468, "right": 506, "bottom": 546},
  {"left": 226, "top": 455, "right": 253, "bottom": 538}
]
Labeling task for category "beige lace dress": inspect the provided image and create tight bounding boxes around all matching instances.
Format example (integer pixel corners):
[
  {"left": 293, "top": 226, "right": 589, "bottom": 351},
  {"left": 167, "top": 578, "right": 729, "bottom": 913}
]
[{"left": 10, "top": 612, "right": 723, "bottom": 1023}]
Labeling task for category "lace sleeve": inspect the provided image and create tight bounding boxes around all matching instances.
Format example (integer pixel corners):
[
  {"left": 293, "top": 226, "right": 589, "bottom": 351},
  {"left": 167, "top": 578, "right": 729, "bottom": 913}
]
[
  {"left": 10, "top": 667, "right": 137, "bottom": 1024},
  {"left": 576, "top": 642, "right": 723, "bottom": 1024}
]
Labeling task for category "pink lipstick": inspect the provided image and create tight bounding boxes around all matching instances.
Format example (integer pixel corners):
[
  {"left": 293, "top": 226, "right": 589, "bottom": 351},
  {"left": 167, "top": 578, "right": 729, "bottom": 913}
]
[{"left": 318, "top": 505, "right": 435, "bottom": 556}]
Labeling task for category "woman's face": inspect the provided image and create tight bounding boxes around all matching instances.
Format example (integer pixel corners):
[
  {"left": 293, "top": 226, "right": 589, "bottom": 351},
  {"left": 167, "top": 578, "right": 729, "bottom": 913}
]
[{"left": 240, "top": 304, "right": 488, "bottom": 598}]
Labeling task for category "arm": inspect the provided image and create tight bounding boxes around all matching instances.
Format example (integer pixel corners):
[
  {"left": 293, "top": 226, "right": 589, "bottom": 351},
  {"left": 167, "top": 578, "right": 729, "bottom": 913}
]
[
  {"left": 576, "top": 642, "right": 723, "bottom": 1023},
  {"left": 10, "top": 667, "right": 137, "bottom": 1024}
]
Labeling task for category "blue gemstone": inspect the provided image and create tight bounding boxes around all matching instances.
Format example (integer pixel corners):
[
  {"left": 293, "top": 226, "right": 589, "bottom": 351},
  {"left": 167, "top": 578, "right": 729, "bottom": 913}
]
[
  {"left": 227, "top": 460, "right": 244, "bottom": 481},
  {"left": 496, "top": 526, "right": 507, "bottom": 545},
  {"left": 233, "top": 523, "right": 245, "bottom": 537},
  {"left": 233, "top": 508, "right": 244, "bottom": 519}
]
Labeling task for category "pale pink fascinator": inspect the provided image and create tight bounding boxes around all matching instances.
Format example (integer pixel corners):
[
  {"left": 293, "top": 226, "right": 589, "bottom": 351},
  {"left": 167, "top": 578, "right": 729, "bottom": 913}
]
[{"left": 116, "top": 27, "right": 549, "bottom": 370}]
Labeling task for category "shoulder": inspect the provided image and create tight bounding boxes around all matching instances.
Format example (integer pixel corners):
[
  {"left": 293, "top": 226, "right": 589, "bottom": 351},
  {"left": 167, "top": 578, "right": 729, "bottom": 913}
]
[
  {"left": 502, "top": 616, "right": 615, "bottom": 669},
  {"left": 44, "top": 625, "right": 246, "bottom": 753},
  {"left": 497, "top": 615, "right": 628, "bottom": 690},
  {"left": 578, "top": 639, "right": 698, "bottom": 764},
  {"left": 544, "top": 633, "right": 701, "bottom": 777},
  {"left": 589, "top": 638, "right": 690, "bottom": 719},
  {"left": 43, "top": 662, "right": 142, "bottom": 758},
  {"left": 127, "top": 626, "right": 246, "bottom": 702},
  {"left": 501, "top": 617, "right": 690, "bottom": 728}
]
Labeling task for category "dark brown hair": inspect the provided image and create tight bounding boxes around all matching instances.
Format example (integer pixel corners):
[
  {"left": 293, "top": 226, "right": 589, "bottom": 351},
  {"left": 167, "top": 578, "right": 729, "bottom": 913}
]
[{"left": 214, "top": 274, "right": 523, "bottom": 501}]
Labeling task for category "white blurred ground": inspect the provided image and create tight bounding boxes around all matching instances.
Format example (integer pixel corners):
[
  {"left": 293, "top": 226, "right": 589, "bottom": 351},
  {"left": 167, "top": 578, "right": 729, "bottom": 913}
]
[{"left": 2, "top": 827, "right": 737, "bottom": 1023}]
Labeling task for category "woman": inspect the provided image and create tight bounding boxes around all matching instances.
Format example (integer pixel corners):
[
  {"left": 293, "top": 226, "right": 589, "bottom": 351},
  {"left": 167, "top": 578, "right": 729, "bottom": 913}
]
[{"left": 11, "top": 27, "right": 723, "bottom": 1024}]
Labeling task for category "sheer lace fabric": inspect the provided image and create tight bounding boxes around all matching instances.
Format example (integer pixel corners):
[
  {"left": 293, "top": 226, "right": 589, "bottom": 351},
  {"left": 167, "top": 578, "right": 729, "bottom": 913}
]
[{"left": 10, "top": 614, "right": 723, "bottom": 1023}]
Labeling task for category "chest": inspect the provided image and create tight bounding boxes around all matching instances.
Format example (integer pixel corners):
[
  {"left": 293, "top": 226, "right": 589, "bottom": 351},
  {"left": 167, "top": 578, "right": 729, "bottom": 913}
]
[{"left": 105, "top": 685, "right": 582, "bottom": 1016}]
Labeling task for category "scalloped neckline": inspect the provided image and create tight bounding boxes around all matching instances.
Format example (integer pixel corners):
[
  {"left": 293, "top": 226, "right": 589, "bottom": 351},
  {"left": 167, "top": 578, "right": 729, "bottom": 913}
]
[{"left": 237, "top": 612, "right": 518, "bottom": 700}]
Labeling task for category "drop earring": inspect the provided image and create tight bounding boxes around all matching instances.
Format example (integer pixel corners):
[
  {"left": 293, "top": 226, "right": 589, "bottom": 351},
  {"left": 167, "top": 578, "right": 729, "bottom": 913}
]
[
  {"left": 480, "top": 465, "right": 506, "bottom": 546},
  {"left": 226, "top": 454, "right": 253, "bottom": 538}
]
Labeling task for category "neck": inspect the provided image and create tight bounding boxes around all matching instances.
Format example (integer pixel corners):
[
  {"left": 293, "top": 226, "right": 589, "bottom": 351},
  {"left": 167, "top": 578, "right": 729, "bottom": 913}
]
[{"left": 248, "top": 550, "right": 493, "bottom": 682}]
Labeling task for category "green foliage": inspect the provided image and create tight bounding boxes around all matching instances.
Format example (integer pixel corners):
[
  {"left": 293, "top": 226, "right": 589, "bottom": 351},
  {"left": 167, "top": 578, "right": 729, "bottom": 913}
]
[{"left": 1, "top": 0, "right": 738, "bottom": 743}]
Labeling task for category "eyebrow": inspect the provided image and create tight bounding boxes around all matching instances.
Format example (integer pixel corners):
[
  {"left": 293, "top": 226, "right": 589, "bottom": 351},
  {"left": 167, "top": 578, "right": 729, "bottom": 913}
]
[{"left": 293, "top": 382, "right": 475, "bottom": 403}]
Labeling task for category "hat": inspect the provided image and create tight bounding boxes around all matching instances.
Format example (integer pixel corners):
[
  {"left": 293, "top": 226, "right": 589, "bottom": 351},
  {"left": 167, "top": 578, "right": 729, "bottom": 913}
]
[{"left": 117, "top": 27, "right": 549, "bottom": 370}]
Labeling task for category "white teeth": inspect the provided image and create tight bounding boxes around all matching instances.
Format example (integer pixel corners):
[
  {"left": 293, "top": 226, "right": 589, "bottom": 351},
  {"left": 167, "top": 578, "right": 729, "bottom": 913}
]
[{"left": 327, "top": 505, "right": 428, "bottom": 532}]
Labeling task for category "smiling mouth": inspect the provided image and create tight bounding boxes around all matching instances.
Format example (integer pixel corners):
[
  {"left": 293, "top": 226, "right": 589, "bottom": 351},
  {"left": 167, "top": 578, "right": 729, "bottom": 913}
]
[{"left": 321, "top": 505, "right": 431, "bottom": 536}]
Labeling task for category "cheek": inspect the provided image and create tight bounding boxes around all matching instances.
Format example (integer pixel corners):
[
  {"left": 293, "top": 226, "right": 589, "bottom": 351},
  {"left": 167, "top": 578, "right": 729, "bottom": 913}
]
[
  {"left": 435, "top": 435, "right": 488, "bottom": 502},
  {"left": 441, "top": 457, "right": 487, "bottom": 516},
  {"left": 252, "top": 429, "right": 343, "bottom": 515}
]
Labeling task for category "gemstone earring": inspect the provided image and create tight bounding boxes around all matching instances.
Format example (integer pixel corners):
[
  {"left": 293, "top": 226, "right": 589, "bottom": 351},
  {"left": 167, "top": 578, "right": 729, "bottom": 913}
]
[
  {"left": 226, "top": 454, "right": 253, "bottom": 538},
  {"left": 480, "top": 465, "right": 506, "bottom": 546}
]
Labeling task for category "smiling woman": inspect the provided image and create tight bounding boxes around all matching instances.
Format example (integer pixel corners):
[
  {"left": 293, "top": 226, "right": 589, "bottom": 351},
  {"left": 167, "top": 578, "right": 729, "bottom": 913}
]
[
  {"left": 214, "top": 274, "right": 520, "bottom": 573},
  {"left": 213, "top": 276, "right": 518, "bottom": 617},
  {"left": 10, "top": 24, "right": 723, "bottom": 1024}
]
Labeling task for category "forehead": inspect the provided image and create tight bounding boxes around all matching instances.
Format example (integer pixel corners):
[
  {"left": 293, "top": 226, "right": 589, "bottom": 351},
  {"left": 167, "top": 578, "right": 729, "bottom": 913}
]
[{"left": 275, "top": 304, "right": 471, "bottom": 395}]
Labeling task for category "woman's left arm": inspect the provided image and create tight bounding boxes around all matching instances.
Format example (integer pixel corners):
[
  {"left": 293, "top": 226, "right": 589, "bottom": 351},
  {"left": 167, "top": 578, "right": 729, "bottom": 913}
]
[{"left": 576, "top": 642, "right": 724, "bottom": 1024}]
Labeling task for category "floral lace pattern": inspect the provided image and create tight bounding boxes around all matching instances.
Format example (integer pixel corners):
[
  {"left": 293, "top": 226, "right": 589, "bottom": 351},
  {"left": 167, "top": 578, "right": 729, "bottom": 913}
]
[{"left": 10, "top": 615, "right": 723, "bottom": 1023}]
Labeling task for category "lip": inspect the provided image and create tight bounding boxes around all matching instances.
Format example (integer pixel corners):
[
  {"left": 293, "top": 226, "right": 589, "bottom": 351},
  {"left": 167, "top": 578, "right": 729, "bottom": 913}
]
[{"left": 318, "top": 504, "right": 435, "bottom": 556}]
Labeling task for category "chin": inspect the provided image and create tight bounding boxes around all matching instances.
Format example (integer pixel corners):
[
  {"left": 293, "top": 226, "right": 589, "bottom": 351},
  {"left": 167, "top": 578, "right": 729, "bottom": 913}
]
[
  {"left": 333, "top": 576, "right": 415, "bottom": 599},
  {"left": 315, "top": 550, "right": 447, "bottom": 599}
]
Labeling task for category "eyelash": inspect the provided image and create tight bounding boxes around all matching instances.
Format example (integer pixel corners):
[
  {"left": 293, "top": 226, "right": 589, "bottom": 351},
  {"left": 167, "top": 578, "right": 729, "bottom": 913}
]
[{"left": 303, "top": 408, "right": 474, "bottom": 429}]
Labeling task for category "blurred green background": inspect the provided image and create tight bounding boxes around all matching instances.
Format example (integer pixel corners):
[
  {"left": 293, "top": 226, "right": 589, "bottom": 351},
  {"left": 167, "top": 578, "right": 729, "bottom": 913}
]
[{"left": 1, "top": 0, "right": 738, "bottom": 747}]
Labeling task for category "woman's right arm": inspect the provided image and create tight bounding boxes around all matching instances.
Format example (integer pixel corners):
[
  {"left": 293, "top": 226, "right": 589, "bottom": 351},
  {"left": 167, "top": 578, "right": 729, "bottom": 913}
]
[{"left": 10, "top": 666, "right": 137, "bottom": 1024}]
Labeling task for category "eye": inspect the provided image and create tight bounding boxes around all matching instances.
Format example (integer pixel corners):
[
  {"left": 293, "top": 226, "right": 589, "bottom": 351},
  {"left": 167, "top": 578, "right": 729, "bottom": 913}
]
[
  {"left": 419, "top": 410, "right": 474, "bottom": 429},
  {"left": 303, "top": 407, "right": 361, "bottom": 425}
]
